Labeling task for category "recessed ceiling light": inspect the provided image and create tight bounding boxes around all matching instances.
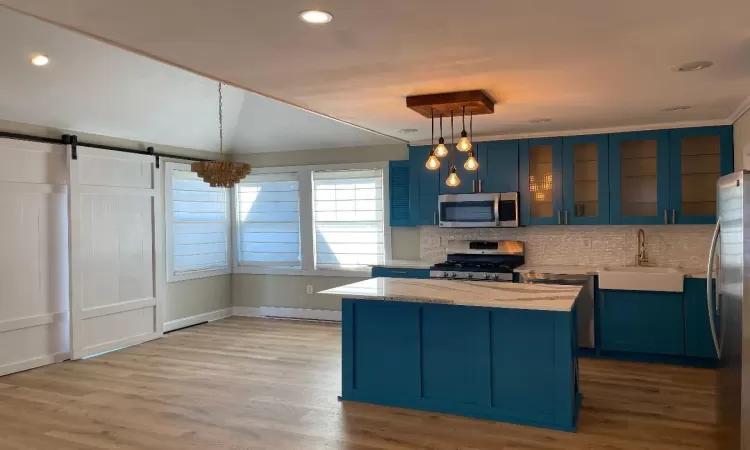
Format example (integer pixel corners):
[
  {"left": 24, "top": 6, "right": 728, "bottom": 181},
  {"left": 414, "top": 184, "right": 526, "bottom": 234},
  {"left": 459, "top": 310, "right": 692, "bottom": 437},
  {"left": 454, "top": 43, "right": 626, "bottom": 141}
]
[
  {"left": 397, "top": 128, "right": 418, "bottom": 134},
  {"left": 529, "top": 118, "right": 552, "bottom": 124},
  {"left": 672, "top": 61, "right": 713, "bottom": 72},
  {"left": 662, "top": 106, "right": 691, "bottom": 112},
  {"left": 299, "top": 10, "right": 333, "bottom": 24},
  {"left": 29, "top": 53, "right": 49, "bottom": 66}
]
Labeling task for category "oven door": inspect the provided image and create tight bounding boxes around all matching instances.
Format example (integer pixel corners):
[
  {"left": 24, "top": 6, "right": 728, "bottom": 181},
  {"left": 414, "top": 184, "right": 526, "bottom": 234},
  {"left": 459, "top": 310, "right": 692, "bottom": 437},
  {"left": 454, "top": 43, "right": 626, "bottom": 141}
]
[{"left": 439, "top": 193, "right": 500, "bottom": 227}]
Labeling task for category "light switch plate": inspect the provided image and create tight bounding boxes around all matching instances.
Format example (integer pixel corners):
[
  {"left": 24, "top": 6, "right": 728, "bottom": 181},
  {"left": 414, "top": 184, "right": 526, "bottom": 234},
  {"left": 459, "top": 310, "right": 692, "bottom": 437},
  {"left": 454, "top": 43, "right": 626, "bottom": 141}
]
[{"left": 581, "top": 238, "right": 592, "bottom": 250}]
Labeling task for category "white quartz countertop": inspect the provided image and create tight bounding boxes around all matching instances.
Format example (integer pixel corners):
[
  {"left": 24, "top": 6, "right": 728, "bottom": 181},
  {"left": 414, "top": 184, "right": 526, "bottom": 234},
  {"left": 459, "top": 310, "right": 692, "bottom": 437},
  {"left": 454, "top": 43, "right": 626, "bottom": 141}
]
[
  {"left": 514, "top": 264, "right": 714, "bottom": 279},
  {"left": 319, "top": 278, "right": 580, "bottom": 312},
  {"left": 371, "top": 260, "right": 434, "bottom": 269}
]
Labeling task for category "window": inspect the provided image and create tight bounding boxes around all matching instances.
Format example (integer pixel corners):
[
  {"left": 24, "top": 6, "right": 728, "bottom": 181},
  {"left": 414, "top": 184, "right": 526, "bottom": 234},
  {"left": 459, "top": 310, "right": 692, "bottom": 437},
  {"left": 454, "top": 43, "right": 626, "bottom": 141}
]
[
  {"left": 165, "top": 162, "right": 231, "bottom": 281},
  {"left": 312, "top": 169, "right": 386, "bottom": 270},
  {"left": 236, "top": 173, "right": 301, "bottom": 268}
]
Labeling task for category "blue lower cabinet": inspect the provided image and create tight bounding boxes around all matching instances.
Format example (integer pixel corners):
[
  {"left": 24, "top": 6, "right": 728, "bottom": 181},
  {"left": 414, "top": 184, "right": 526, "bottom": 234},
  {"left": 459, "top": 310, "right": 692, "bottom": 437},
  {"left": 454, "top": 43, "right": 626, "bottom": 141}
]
[
  {"left": 371, "top": 267, "right": 430, "bottom": 279},
  {"left": 599, "top": 290, "right": 685, "bottom": 355},
  {"left": 684, "top": 277, "right": 718, "bottom": 359},
  {"left": 421, "top": 306, "right": 491, "bottom": 406},
  {"left": 341, "top": 299, "right": 579, "bottom": 431}
]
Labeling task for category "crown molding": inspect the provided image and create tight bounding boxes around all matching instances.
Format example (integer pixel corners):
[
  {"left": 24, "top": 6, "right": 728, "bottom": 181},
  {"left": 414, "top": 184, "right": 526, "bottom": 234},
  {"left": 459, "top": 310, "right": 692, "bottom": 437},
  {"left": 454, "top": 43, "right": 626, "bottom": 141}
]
[
  {"left": 408, "top": 118, "right": 732, "bottom": 146},
  {"left": 728, "top": 95, "right": 750, "bottom": 124}
]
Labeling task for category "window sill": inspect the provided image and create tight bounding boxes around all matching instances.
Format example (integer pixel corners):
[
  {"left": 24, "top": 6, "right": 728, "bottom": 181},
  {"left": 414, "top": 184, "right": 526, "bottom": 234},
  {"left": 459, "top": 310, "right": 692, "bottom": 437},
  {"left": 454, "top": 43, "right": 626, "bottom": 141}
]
[
  {"left": 167, "top": 267, "right": 231, "bottom": 283},
  {"left": 233, "top": 266, "right": 372, "bottom": 278}
]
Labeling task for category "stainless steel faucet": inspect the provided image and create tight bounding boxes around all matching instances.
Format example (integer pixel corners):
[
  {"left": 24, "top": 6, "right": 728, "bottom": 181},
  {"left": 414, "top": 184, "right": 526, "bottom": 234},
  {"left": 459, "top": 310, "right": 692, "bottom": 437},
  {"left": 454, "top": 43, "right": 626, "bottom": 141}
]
[{"left": 636, "top": 228, "right": 648, "bottom": 266}]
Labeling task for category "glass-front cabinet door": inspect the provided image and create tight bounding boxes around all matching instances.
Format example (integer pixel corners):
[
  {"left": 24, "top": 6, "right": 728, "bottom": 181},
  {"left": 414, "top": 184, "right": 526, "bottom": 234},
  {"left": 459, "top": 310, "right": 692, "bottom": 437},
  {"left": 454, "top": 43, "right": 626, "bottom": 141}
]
[
  {"left": 609, "top": 131, "right": 671, "bottom": 224},
  {"left": 562, "top": 135, "right": 609, "bottom": 225},
  {"left": 520, "top": 138, "right": 563, "bottom": 225},
  {"left": 668, "top": 126, "right": 733, "bottom": 224}
]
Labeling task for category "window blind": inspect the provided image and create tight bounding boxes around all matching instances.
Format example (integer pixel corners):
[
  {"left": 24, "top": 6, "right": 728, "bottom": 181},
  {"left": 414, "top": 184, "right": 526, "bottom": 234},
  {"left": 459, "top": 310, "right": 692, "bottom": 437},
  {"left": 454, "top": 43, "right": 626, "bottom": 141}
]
[
  {"left": 237, "top": 173, "right": 301, "bottom": 267},
  {"left": 170, "top": 169, "right": 229, "bottom": 274},
  {"left": 312, "top": 169, "right": 385, "bottom": 269}
]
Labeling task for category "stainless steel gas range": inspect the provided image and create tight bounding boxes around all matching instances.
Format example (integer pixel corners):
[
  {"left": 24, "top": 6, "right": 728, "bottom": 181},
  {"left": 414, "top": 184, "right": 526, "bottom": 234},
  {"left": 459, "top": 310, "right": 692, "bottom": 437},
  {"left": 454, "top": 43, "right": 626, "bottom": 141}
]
[{"left": 429, "top": 240, "right": 524, "bottom": 282}]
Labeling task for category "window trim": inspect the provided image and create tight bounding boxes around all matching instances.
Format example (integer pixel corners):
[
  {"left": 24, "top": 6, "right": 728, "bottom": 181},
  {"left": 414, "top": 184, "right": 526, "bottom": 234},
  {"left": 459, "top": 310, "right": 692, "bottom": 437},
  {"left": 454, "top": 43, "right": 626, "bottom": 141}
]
[
  {"left": 232, "top": 161, "right": 391, "bottom": 277},
  {"left": 164, "top": 161, "right": 232, "bottom": 282}
]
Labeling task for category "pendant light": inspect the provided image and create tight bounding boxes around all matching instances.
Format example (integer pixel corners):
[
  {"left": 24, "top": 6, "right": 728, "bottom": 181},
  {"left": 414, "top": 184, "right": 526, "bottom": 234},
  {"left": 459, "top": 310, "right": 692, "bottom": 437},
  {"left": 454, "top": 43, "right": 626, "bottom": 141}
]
[
  {"left": 192, "top": 82, "right": 251, "bottom": 187},
  {"left": 456, "top": 106, "right": 472, "bottom": 152},
  {"left": 463, "top": 113, "right": 478, "bottom": 171},
  {"left": 445, "top": 110, "right": 460, "bottom": 187},
  {"left": 425, "top": 109, "right": 440, "bottom": 170},
  {"left": 434, "top": 114, "right": 449, "bottom": 158}
]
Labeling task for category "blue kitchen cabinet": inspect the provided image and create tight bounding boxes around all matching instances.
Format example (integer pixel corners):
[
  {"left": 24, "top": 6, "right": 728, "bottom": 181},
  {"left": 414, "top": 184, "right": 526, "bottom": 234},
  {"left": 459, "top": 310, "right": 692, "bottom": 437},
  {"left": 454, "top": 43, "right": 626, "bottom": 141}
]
[
  {"left": 562, "top": 135, "right": 610, "bottom": 225},
  {"left": 684, "top": 277, "right": 719, "bottom": 359},
  {"left": 408, "top": 145, "right": 440, "bottom": 226},
  {"left": 371, "top": 266, "right": 431, "bottom": 279},
  {"left": 520, "top": 138, "right": 564, "bottom": 225},
  {"left": 439, "top": 147, "right": 479, "bottom": 195},
  {"left": 668, "top": 126, "right": 734, "bottom": 224},
  {"left": 477, "top": 140, "right": 519, "bottom": 193},
  {"left": 599, "top": 289, "right": 685, "bottom": 355},
  {"left": 608, "top": 130, "right": 671, "bottom": 225},
  {"left": 388, "top": 160, "right": 411, "bottom": 226}
]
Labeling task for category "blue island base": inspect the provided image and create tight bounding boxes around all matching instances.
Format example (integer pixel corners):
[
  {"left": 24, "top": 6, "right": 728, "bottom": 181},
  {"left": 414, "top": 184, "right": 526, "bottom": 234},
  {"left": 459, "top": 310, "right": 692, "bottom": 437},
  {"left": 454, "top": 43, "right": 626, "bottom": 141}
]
[{"left": 341, "top": 299, "right": 580, "bottom": 432}]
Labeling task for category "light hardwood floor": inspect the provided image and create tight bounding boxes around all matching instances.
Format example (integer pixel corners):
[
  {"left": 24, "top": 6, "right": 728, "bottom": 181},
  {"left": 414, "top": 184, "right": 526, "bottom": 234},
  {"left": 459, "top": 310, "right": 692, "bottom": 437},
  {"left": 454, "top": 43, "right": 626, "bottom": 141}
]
[{"left": 0, "top": 317, "right": 717, "bottom": 449}]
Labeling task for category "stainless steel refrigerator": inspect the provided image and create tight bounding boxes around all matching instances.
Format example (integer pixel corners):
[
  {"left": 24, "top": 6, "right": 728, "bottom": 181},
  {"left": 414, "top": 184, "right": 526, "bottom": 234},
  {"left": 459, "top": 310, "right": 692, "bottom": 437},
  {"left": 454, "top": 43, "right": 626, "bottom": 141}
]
[{"left": 708, "top": 171, "right": 750, "bottom": 449}]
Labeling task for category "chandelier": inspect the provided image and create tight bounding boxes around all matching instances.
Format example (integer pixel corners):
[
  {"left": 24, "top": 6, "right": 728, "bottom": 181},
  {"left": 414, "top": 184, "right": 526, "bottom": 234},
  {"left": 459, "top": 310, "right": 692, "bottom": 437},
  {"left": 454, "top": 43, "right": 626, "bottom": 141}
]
[{"left": 192, "top": 82, "right": 251, "bottom": 187}]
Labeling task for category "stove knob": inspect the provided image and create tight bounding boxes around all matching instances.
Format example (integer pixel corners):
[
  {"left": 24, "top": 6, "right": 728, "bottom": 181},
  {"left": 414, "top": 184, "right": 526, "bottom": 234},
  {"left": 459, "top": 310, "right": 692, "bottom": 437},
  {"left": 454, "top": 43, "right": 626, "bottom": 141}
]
[
  {"left": 492, "top": 274, "right": 500, "bottom": 281},
  {"left": 484, "top": 273, "right": 492, "bottom": 280},
  {"left": 467, "top": 273, "right": 473, "bottom": 279},
  {"left": 442, "top": 272, "right": 449, "bottom": 278},
  {"left": 451, "top": 272, "right": 457, "bottom": 278}
]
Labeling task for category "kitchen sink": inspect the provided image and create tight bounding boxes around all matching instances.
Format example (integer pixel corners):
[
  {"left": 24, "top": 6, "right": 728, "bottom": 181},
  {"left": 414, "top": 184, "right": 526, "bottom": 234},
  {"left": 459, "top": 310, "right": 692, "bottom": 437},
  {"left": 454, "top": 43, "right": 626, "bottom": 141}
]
[{"left": 598, "top": 266, "right": 685, "bottom": 292}]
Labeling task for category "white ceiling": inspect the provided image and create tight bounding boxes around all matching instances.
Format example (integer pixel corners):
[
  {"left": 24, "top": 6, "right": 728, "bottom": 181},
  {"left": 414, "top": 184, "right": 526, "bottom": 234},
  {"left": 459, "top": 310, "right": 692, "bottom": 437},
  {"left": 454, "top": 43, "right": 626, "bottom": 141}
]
[
  {"left": 2, "top": 0, "right": 750, "bottom": 146},
  {"left": 0, "top": 7, "right": 398, "bottom": 153}
]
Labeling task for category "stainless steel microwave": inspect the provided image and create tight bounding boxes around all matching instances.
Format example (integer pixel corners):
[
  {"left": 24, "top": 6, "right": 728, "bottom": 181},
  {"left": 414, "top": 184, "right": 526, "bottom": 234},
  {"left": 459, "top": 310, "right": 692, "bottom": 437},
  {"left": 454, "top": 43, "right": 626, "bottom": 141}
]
[{"left": 438, "top": 192, "right": 519, "bottom": 228}]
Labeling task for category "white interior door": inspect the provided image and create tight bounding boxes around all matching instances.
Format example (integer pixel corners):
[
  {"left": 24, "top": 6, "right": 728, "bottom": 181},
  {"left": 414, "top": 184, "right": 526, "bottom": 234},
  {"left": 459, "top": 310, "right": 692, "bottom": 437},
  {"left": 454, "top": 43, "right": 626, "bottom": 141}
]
[
  {"left": 0, "top": 138, "right": 70, "bottom": 376},
  {"left": 68, "top": 146, "right": 165, "bottom": 359}
]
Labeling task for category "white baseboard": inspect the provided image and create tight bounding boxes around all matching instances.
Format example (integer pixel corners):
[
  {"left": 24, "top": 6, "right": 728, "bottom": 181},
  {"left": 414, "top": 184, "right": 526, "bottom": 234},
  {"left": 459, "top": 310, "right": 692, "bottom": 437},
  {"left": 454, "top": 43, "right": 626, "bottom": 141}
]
[
  {"left": 0, "top": 351, "right": 69, "bottom": 377},
  {"left": 232, "top": 306, "right": 262, "bottom": 317},
  {"left": 259, "top": 306, "right": 341, "bottom": 322},
  {"left": 163, "top": 308, "right": 233, "bottom": 332}
]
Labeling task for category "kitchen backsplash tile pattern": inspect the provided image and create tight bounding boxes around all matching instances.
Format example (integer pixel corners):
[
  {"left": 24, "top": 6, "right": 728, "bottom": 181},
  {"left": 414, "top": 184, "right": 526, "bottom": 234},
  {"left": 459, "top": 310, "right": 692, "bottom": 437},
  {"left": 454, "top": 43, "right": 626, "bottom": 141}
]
[{"left": 420, "top": 225, "right": 714, "bottom": 269}]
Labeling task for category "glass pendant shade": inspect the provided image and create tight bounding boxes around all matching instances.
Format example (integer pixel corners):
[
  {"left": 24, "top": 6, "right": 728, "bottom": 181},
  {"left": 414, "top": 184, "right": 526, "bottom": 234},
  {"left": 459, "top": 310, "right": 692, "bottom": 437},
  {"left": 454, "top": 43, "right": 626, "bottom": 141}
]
[
  {"left": 464, "top": 152, "right": 479, "bottom": 171},
  {"left": 446, "top": 166, "right": 460, "bottom": 187},
  {"left": 425, "top": 153, "right": 440, "bottom": 170},
  {"left": 434, "top": 139, "right": 449, "bottom": 158},
  {"left": 456, "top": 131, "right": 472, "bottom": 152}
]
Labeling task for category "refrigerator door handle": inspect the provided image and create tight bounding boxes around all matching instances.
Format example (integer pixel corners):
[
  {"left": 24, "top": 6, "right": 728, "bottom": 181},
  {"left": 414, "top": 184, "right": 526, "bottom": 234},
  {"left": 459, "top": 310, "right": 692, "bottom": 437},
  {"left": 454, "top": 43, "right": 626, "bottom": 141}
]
[{"left": 707, "top": 218, "right": 721, "bottom": 358}]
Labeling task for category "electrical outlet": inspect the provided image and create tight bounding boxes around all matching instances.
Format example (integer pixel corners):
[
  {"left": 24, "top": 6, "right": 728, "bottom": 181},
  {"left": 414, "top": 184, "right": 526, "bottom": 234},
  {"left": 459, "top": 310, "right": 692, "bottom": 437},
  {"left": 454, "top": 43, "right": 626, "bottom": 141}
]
[
  {"left": 306, "top": 284, "right": 314, "bottom": 295},
  {"left": 581, "top": 238, "right": 592, "bottom": 250}
]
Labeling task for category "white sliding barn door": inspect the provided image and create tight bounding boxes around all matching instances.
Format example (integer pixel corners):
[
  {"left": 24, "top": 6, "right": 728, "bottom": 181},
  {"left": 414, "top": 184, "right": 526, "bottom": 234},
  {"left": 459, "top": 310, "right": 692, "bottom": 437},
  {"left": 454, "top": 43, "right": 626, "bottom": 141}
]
[
  {"left": 68, "top": 147, "right": 165, "bottom": 359},
  {"left": 0, "top": 139, "right": 70, "bottom": 376}
]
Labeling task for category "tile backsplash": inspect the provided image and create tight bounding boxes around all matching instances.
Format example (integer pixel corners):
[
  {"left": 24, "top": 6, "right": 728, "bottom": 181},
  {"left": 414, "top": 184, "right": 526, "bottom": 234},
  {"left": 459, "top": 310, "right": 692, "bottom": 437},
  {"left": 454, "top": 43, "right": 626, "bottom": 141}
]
[{"left": 420, "top": 225, "right": 715, "bottom": 269}]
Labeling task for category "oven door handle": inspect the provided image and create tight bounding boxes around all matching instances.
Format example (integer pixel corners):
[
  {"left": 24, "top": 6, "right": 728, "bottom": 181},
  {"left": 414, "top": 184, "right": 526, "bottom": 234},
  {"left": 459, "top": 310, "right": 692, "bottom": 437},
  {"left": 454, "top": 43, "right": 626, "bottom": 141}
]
[{"left": 494, "top": 195, "right": 501, "bottom": 226}]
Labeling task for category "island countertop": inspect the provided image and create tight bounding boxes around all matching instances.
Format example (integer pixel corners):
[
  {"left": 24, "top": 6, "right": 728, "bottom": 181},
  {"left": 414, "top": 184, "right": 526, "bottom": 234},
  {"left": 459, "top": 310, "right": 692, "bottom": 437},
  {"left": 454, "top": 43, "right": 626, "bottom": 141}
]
[{"left": 319, "top": 277, "right": 580, "bottom": 312}]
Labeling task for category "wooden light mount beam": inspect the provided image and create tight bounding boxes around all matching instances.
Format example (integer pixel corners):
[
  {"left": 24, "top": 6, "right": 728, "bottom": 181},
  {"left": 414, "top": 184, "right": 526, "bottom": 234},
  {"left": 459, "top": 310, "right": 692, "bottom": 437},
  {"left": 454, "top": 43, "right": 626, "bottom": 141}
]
[{"left": 406, "top": 90, "right": 494, "bottom": 118}]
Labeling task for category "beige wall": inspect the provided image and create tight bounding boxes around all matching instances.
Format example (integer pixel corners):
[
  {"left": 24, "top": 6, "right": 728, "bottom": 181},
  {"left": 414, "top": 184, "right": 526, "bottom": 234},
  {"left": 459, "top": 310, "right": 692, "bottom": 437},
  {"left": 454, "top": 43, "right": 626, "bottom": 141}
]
[
  {"left": 734, "top": 109, "right": 750, "bottom": 171},
  {"left": 232, "top": 143, "right": 420, "bottom": 311},
  {"left": 0, "top": 119, "right": 232, "bottom": 324}
]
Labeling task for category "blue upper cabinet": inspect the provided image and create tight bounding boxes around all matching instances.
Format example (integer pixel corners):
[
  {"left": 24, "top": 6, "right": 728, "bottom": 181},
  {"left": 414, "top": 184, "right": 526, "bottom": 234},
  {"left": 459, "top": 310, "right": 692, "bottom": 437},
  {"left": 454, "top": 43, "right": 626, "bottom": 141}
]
[
  {"left": 668, "top": 126, "right": 733, "bottom": 224},
  {"left": 388, "top": 160, "right": 411, "bottom": 226},
  {"left": 609, "top": 130, "right": 671, "bottom": 225},
  {"left": 439, "top": 148, "right": 479, "bottom": 194},
  {"left": 562, "top": 135, "right": 610, "bottom": 225},
  {"left": 477, "top": 140, "right": 519, "bottom": 193},
  {"left": 408, "top": 145, "right": 440, "bottom": 226},
  {"left": 520, "top": 138, "right": 564, "bottom": 225}
]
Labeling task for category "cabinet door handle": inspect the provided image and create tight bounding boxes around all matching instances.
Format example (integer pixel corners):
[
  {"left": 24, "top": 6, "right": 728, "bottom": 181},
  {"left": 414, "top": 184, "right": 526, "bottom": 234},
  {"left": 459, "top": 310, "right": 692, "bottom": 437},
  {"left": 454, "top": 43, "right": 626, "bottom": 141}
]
[
  {"left": 391, "top": 270, "right": 408, "bottom": 274},
  {"left": 472, "top": 180, "right": 476, "bottom": 193},
  {"left": 672, "top": 209, "right": 676, "bottom": 224},
  {"left": 558, "top": 210, "right": 562, "bottom": 225},
  {"left": 433, "top": 211, "right": 437, "bottom": 225},
  {"left": 479, "top": 179, "right": 483, "bottom": 192},
  {"left": 664, "top": 209, "right": 668, "bottom": 224},
  {"left": 565, "top": 210, "right": 569, "bottom": 225}
]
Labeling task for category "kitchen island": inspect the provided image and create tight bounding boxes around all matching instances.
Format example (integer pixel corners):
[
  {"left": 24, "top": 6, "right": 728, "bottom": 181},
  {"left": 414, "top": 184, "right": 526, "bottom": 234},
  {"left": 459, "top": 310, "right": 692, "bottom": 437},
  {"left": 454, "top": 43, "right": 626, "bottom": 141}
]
[{"left": 320, "top": 278, "right": 582, "bottom": 432}]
